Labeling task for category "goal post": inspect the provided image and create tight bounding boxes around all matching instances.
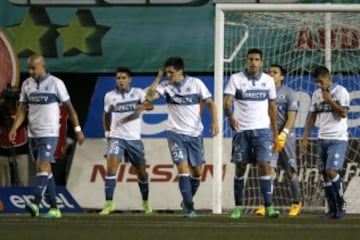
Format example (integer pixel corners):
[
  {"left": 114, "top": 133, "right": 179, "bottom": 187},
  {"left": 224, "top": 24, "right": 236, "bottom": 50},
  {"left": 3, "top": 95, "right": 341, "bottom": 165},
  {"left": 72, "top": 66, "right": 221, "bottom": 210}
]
[{"left": 213, "top": 3, "right": 360, "bottom": 214}]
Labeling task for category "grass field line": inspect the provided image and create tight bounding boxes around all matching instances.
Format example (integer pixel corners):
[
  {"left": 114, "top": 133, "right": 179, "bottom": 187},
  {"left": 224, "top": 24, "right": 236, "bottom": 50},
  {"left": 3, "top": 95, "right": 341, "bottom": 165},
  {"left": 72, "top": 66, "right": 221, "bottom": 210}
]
[{"left": 1, "top": 214, "right": 360, "bottom": 229}]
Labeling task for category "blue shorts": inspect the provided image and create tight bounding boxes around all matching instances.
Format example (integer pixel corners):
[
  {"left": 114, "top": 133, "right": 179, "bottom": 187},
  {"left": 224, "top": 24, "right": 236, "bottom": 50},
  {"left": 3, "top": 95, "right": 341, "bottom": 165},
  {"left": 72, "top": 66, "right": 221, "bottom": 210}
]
[
  {"left": 231, "top": 129, "right": 273, "bottom": 165},
  {"left": 107, "top": 138, "right": 146, "bottom": 167},
  {"left": 29, "top": 137, "right": 58, "bottom": 163},
  {"left": 317, "top": 139, "right": 347, "bottom": 173},
  {"left": 270, "top": 132, "right": 298, "bottom": 173},
  {"left": 167, "top": 131, "right": 205, "bottom": 167}
]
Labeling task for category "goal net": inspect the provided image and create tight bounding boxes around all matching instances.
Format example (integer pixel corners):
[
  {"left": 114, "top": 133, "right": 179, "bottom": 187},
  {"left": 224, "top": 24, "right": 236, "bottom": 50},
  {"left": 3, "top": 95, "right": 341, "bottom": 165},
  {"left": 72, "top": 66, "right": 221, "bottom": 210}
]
[{"left": 213, "top": 4, "right": 360, "bottom": 214}]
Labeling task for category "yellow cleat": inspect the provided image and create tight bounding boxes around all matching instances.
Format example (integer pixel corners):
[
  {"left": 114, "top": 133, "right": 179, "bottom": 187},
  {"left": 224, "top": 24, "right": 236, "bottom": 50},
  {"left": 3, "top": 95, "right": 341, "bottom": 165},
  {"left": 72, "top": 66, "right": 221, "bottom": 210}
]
[
  {"left": 142, "top": 200, "right": 153, "bottom": 214},
  {"left": 255, "top": 205, "right": 265, "bottom": 216},
  {"left": 288, "top": 203, "right": 302, "bottom": 216},
  {"left": 99, "top": 200, "right": 115, "bottom": 215}
]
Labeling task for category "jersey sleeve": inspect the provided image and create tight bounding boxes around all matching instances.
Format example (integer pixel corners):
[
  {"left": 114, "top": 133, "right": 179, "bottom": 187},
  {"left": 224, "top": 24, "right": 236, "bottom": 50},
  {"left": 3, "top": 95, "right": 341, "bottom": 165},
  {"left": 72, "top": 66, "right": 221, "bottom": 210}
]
[
  {"left": 224, "top": 75, "right": 237, "bottom": 96},
  {"left": 197, "top": 79, "right": 212, "bottom": 100},
  {"left": 103, "top": 92, "right": 111, "bottom": 113},
  {"left": 268, "top": 76, "right": 277, "bottom": 100},
  {"left": 337, "top": 87, "right": 350, "bottom": 108},
  {"left": 287, "top": 89, "right": 300, "bottom": 112},
  {"left": 156, "top": 82, "right": 167, "bottom": 97},
  {"left": 19, "top": 80, "right": 28, "bottom": 103},
  {"left": 138, "top": 88, "right": 146, "bottom": 103},
  {"left": 309, "top": 91, "right": 318, "bottom": 113},
  {"left": 56, "top": 79, "right": 71, "bottom": 103}
]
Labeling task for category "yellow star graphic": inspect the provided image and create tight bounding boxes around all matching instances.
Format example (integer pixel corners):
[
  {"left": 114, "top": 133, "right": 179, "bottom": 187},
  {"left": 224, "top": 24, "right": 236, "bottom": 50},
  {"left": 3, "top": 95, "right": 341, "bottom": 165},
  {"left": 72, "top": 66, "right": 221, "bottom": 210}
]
[
  {"left": 57, "top": 10, "right": 109, "bottom": 56},
  {"left": 7, "top": 12, "right": 51, "bottom": 55}
]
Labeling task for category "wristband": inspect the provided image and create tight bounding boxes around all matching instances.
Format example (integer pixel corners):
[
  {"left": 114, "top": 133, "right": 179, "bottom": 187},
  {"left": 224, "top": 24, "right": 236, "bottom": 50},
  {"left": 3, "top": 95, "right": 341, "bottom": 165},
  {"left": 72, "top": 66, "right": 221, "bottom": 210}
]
[
  {"left": 282, "top": 128, "right": 289, "bottom": 135},
  {"left": 74, "top": 126, "right": 82, "bottom": 133},
  {"left": 104, "top": 131, "right": 110, "bottom": 138}
]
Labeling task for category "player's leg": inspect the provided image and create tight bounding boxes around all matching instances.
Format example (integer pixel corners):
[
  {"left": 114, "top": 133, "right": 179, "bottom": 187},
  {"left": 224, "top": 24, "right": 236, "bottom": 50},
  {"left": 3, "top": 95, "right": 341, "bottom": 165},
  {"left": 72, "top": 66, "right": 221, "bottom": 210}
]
[
  {"left": 127, "top": 140, "right": 152, "bottom": 214},
  {"left": 281, "top": 137, "right": 302, "bottom": 216},
  {"left": 254, "top": 129, "right": 279, "bottom": 218},
  {"left": 167, "top": 131, "right": 195, "bottom": 218},
  {"left": 230, "top": 132, "right": 249, "bottom": 219},
  {"left": 326, "top": 140, "right": 347, "bottom": 219},
  {"left": 256, "top": 153, "right": 277, "bottom": 216},
  {"left": 317, "top": 139, "right": 337, "bottom": 219},
  {"left": 99, "top": 138, "right": 123, "bottom": 215},
  {"left": 187, "top": 134, "right": 205, "bottom": 197},
  {"left": 29, "top": 137, "right": 60, "bottom": 218}
]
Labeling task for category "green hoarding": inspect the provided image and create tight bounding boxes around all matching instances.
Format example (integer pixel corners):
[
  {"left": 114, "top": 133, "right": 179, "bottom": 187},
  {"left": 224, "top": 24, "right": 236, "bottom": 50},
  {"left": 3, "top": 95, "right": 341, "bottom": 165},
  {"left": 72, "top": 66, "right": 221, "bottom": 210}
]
[
  {"left": 0, "top": 0, "right": 359, "bottom": 73},
  {"left": 0, "top": 0, "right": 214, "bottom": 73}
]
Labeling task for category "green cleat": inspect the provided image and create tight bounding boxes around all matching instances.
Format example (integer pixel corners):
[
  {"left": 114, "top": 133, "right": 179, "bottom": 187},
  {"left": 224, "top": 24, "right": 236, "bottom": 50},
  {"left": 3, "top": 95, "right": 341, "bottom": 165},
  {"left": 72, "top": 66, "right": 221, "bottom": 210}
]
[
  {"left": 265, "top": 205, "right": 280, "bottom": 218},
  {"left": 41, "top": 208, "right": 62, "bottom": 219},
  {"left": 25, "top": 203, "right": 39, "bottom": 217},
  {"left": 142, "top": 200, "right": 153, "bottom": 214},
  {"left": 230, "top": 206, "right": 243, "bottom": 219},
  {"left": 99, "top": 200, "right": 115, "bottom": 215}
]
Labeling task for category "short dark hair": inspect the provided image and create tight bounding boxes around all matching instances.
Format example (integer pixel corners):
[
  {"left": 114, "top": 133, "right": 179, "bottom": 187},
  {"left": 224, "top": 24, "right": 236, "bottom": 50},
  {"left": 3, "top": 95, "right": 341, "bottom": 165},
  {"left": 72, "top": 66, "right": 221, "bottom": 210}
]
[
  {"left": 270, "top": 64, "right": 287, "bottom": 76},
  {"left": 116, "top": 67, "right": 132, "bottom": 76},
  {"left": 247, "top": 48, "right": 263, "bottom": 59},
  {"left": 164, "top": 57, "right": 184, "bottom": 71},
  {"left": 312, "top": 66, "right": 330, "bottom": 78}
]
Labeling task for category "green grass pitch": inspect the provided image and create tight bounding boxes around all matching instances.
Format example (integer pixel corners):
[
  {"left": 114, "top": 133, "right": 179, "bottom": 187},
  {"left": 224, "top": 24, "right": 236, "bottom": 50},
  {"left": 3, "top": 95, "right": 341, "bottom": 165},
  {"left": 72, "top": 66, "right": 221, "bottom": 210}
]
[{"left": 1, "top": 212, "right": 360, "bottom": 240}]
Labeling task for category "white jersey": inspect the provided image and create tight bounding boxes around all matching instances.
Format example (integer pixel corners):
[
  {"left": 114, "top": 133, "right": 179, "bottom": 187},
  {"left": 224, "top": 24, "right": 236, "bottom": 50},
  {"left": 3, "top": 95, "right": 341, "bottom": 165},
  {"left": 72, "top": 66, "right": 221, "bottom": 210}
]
[
  {"left": 104, "top": 87, "right": 146, "bottom": 140},
  {"left": 19, "top": 73, "right": 70, "bottom": 138},
  {"left": 224, "top": 71, "right": 277, "bottom": 131},
  {"left": 156, "top": 76, "right": 212, "bottom": 137},
  {"left": 309, "top": 83, "right": 349, "bottom": 140}
]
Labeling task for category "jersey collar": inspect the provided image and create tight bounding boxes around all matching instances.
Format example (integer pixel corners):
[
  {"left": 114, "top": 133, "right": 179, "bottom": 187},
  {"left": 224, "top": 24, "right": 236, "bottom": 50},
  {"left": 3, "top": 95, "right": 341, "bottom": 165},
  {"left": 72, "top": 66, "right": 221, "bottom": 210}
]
[
  {"left": 244, "top": 70, "right": 262, "bottom": 81},
  {"left": 327, "top": 83, "right": 338, "bottom": 92},
  {"left": 35, "top": 73, "right": 50, "bottom": 83}
]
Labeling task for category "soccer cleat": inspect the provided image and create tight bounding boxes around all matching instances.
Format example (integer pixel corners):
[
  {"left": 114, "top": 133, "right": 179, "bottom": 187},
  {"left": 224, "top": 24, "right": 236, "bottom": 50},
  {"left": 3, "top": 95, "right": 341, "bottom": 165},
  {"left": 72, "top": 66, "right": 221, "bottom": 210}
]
[
  {"left": 265, "top": 206, "right": 280, "bottom": 218},
  {"left": 230, "top": 206, "right": 243, "bottom": 219},
  {"left": 184, "top": 210, "right": 197, "bottom": 219},
  {"left": 25, "top": 203, "right": 39, "bottom": 217},
  {"left": 320, "top": 211, "right": 336, "bottom": 219},
  {"left": 41, "top": 208, "right": 62, "bottom": 219},
  {"left": 336, "top": 201, "right": 346, "bottom": 219},
  {"left": 255, "top": 205, "right": 265, "bottom": 216},
  {"left": 99, "top": 200, "right": 115, "bottom": 215},
  {"left": 142, "top": 200, "right": 153, "bottom": 214},
  {"left": 288, "top": 203, "right": 302, "bottom": 216}
]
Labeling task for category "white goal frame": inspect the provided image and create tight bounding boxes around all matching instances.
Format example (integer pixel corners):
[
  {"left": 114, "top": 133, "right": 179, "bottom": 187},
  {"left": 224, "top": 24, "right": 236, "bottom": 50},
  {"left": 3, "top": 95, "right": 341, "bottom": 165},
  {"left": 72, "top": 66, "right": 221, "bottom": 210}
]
[{"left": 213, "top": 3, "right": 360, "bottom": 214}]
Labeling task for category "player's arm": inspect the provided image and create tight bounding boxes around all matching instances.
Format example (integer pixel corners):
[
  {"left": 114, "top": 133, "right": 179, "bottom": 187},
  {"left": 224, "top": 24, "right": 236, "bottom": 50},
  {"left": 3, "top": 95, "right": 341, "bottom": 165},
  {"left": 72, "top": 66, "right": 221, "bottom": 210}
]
[
  {"left": 268, "top": 99, "right": 279, "bottom": 151},
  {"left": 64, "top": 101, "right": 85, "bottom": 145},
  {"left": 146, "top": 68, "right": 163, "bottom": 102},
  {"left": 223, "top": 95, "right": 238, "bottom": 131},
  {"left": 136, "top": 100, "right": 153, "bottom": 112},
  {"left": 276, "top": 110, "right": 297, "bottom": 152},
  {"left": 204, "top": 98, "right": 219, "bottom": 136},
  {"left": 300, "top": 112, "right": 317, "bottom": 155},
  {"left": 322, "top": 90, "right": 348, "bottom": 118},
  {"left": 9, "top": 102, "right": 27, "bottom": 143}
]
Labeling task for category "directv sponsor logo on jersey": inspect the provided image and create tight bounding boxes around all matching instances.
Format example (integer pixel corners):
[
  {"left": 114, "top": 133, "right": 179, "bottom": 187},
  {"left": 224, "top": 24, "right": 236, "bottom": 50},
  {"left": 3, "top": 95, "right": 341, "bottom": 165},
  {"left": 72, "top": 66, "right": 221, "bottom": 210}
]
[
  {"left": 314, "top": 101, "right": 339, "bottom": 113},
  {"left": 110, "top": 100, "right": 138, "bottom": 113},
  {"left": 235, "top": 89, "right": 269, "bottom": 101},
  {"left": 27, "top": 93, "right": 56, "bottom": 104},
  {"left": 166, "top": 93, "right": 200, "bottom": 105}
]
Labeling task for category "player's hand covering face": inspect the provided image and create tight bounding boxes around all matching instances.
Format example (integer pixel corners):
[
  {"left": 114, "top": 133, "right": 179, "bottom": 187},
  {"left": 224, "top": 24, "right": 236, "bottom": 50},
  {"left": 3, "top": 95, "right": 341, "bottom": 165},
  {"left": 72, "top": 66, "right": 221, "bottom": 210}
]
[{"left": 165, "top": 66, "right": 183, "bottom": 83}]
